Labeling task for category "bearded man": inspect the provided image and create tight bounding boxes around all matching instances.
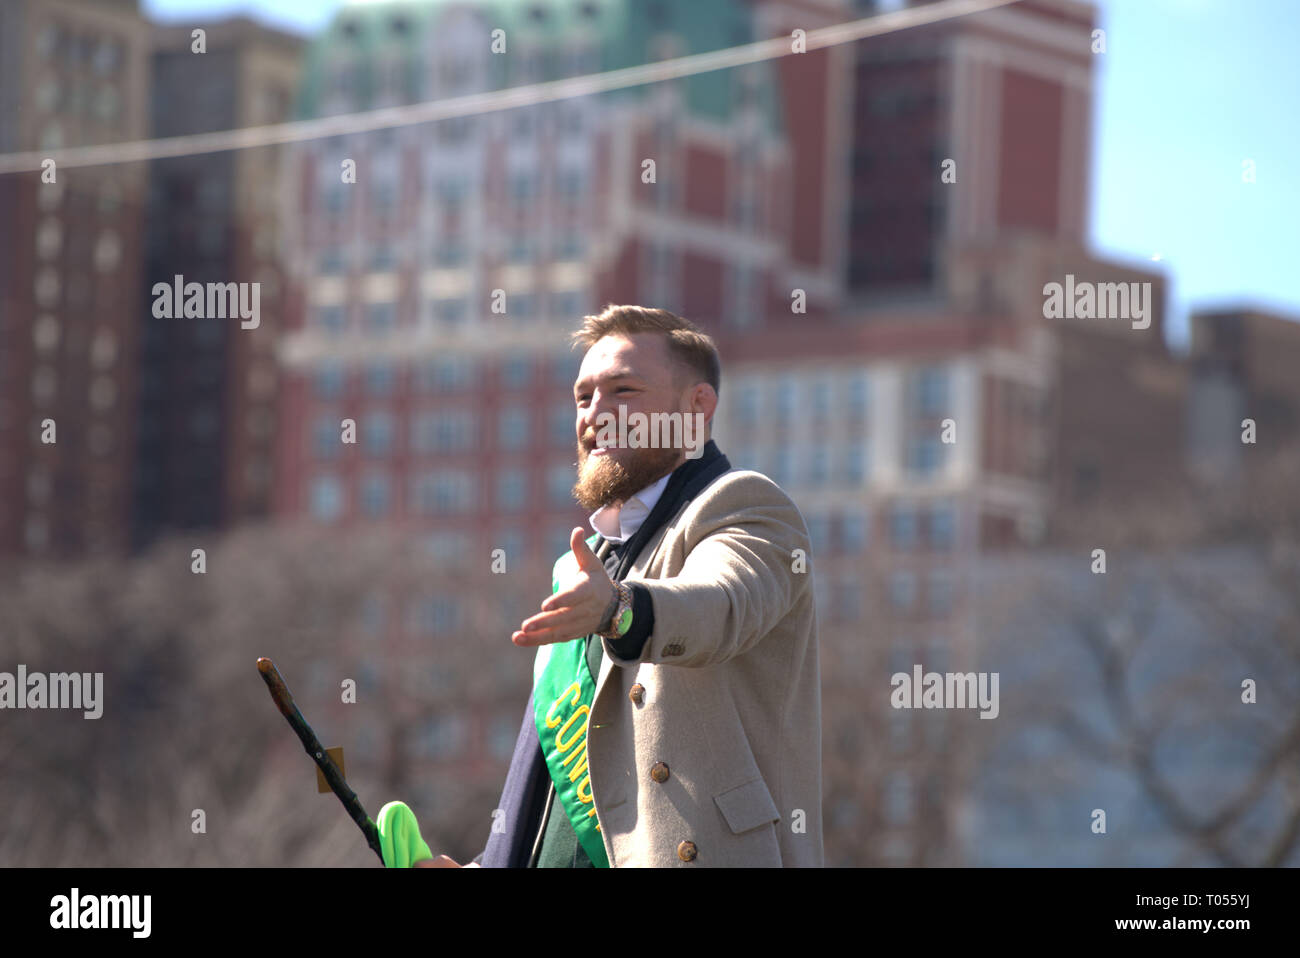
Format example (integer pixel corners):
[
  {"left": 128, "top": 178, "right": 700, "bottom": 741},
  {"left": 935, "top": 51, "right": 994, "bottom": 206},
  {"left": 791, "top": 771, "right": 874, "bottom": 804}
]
[{"left": 420, "top": 304, "right": 823, "bottom": 867}]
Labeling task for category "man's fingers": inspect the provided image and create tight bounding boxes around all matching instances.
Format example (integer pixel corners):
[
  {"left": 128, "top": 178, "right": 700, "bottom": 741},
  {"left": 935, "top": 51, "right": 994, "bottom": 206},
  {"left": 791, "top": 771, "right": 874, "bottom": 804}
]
[
  {"left": 518, "top": 607, "right": 585, "bottom": 636},
  {"left": 512, "top": 608, "right": 590, "bottom": 645},
  {"left": 414, "top": 854, "right": 462, "bottom": 868},
  {"left": 542, "top": 585, "right": 585, "bottom": 611},
  {"left": 513, "top": 626, "right": 579, "bottom": 647}
]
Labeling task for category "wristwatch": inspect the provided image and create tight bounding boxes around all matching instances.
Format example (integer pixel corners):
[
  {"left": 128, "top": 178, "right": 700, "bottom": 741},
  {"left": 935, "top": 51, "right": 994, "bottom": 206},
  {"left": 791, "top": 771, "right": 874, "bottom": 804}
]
[{"left": 596, "top": 582, "right": 634, "bottom": 639}]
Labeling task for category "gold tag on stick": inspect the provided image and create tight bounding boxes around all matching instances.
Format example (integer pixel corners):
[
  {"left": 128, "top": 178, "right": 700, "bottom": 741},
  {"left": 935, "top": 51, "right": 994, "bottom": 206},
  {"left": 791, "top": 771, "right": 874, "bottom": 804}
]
[{"left": 316, "top": 746, "right": 345, "bottom": 794}]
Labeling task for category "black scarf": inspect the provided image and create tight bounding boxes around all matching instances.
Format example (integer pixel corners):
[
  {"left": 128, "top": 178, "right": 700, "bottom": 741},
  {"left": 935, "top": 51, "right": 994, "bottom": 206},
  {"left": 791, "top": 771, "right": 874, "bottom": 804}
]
[{"left": 597, "top": 438, "right": 731, "bottom": 579}]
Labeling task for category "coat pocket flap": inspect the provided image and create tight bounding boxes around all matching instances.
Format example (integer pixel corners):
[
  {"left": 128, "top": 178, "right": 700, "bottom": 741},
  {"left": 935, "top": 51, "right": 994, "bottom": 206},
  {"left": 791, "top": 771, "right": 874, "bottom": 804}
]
[{"left": 713, "top": 778, "right": 780, "bottom": 835}]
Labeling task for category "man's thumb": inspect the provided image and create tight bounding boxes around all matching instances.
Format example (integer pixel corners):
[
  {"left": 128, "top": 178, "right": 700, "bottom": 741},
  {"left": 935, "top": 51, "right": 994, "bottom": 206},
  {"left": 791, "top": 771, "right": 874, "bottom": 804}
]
[{"left": 571, "top": 527, "right": 599, "bottom": 566}]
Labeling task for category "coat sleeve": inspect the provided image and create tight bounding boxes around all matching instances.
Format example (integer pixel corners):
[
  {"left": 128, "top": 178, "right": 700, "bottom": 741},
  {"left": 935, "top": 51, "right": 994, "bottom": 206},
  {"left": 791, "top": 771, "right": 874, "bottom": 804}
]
[{"left": 601, "top": 471, "right": 812, "bottom": 669}]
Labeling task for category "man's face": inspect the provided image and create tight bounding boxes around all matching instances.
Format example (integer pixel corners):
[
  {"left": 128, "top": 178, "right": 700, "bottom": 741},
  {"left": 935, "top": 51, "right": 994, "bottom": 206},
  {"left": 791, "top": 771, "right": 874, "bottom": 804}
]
[{"left": 571, "top": 333, "right": 698, "bottom": 512}]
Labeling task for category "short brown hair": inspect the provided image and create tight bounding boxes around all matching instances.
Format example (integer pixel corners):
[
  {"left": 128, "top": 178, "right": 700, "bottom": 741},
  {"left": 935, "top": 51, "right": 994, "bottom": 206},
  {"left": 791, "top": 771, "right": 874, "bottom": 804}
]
[{"left": 570, "top": 304, "right": 721, "bottom": 394}]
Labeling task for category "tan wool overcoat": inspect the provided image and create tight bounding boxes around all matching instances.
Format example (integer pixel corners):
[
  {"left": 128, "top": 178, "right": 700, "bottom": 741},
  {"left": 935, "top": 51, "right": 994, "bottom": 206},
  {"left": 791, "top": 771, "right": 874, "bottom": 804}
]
[{"left": 584, "top": 467, "right": 824, "bottom": 867}]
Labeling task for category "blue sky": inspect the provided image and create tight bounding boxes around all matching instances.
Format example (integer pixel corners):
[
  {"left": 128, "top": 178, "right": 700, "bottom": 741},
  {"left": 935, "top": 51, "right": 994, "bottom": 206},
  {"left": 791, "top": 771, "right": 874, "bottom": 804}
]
[{"left": 142, "top": 0, "right": 1300, "bottom": 348}]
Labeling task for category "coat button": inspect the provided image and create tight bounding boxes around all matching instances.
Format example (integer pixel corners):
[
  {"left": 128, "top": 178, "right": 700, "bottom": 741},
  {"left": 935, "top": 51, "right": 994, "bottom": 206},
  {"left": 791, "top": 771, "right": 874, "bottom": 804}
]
[
  {"left": 677, "top": 840, "right": 697, "bottom": 862},
  {"left": 629, "top": 684, "right": 645, "bottom": 705},
  {"left": 650, "top": 761, "right": 670, "bottom": 783}
]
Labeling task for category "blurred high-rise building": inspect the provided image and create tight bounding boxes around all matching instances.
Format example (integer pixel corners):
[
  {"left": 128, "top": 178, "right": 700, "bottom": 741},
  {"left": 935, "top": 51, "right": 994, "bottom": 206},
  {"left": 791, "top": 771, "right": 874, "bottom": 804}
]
[
  {"left": 132, "top": 19, "right": 303, "bottom": 550},
  {"left": 1188, "top": 305, "right": 1300, "bottom": 484},
  {"left": 275, "top": 0, "right": 831, "bottom": 559},
  {"left": 0, "top": 0, "right": 152, "bottom": 561},
  {"left": 846, "top": 0, "right": 1094, "bottom": 298}
]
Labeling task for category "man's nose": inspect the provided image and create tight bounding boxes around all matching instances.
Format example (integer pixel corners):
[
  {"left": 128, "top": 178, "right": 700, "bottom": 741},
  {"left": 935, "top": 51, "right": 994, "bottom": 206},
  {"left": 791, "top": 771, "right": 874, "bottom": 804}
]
[{"left": 584, "top": 390, "right": 619, "bottom": 431}]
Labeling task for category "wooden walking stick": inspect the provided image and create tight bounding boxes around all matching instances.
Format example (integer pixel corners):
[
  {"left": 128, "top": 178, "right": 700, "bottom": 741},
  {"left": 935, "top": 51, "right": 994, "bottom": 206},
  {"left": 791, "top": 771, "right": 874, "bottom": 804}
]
[{"left": 257, "top": 657, "right": 385, "bottom": 863}]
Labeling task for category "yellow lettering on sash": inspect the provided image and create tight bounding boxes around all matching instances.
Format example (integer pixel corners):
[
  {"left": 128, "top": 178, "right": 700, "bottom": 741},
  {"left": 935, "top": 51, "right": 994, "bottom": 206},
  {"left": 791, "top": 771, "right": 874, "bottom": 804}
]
[
  {"left": 567, "top": 750, "right": 589, "bottom": 783},
  {"left": 556, "top": 705, "right": 589, "bottom": 752},
  {"left": 560, "top": 739, "right": 586, "bottom": 768},
  {"left": 576, "top": 775, "right": 593, "bottom": 805},
  {"left": 545, "top": 681, "right": 582, "bottom": 728}
]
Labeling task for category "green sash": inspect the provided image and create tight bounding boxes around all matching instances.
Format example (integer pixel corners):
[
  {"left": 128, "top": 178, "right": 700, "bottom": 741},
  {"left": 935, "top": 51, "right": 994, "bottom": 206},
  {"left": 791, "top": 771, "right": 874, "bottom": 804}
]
[{"left": 531, "top": 534, "right": 610, "bottom": 868}]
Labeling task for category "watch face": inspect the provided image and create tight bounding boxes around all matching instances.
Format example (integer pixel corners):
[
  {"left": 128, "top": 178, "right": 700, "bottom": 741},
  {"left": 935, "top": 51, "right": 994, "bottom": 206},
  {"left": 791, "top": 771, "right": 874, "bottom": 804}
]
[{"left": 615, "top": 607, "right": 634, "bottom": 636}]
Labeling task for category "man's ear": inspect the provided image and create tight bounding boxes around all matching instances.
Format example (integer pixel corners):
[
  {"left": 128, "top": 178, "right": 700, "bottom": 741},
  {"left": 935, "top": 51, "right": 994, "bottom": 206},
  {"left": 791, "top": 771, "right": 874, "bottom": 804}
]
[{"left": 687, "top": 382, "right": 718, "bottom": 427}]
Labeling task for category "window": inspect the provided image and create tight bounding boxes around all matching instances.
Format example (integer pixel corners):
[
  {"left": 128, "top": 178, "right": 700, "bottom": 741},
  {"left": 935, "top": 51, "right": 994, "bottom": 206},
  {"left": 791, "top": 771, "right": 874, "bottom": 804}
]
[
  {"left": 555, "top": 168, "right": 585, "bottom": 200},
  {"left": 811, "top": 382, "right": 831, "bottom": 419},
  {"left": 439, "top": 410, "right": 474, "bottom": 451},
  {"left": 728, "top": 264, "right": 759, "bottom": 328},
  {"left": 411, "top": 597, "right": 461, "bottom": 637},
  {"left": 550, "top": 402, "right": 574, "bottom": 445},
  {"left": 319, "top": 248, "right": 345, "bottom": 275},
  {"left": 927, "top": 570, "right": 954, "bottom": 616},
  {"left": 419, "top": 714, "right": 467, "bottom": 760},
  {"left": 510, "top": 171, "right": 537, "bottom": 202},
  {"left": 553, "top": 351, "right": 579, "bottom": 386},
  {"left": 425, "top": 532, "right": 469, "bottom": 561},
  {"left": 321, "top": 182, "right": 347, "bottom": 218},
  {"left": 434, "top": 239, "right": 465, "bottom": 267},
  {"left": 501, "top": 354, "right": 533, "bottom": 389},
  {"left": 498, "top": 406, "right": 530, "bottom": 449},
  {"left": 768, "top": 447, "right": 793, "bottom": 486},
  {"left": 929, "top": 502, "right": 956, "bottom": 549},
  {"left": 548, "top": 523, "right": 576, "bottom": 557},
  {"left": 888, "top": 709, "right": 910, "bottom": 754},
  {"left": 507, "top": 233, "right": 534, "bottom": 263},
  {"left": 730, "top": 445, "right": 757, "bottom": 471},
  {"left": 883, "top": 773, "right": 911, "bottom": 826},
  {"left": 309, "top": 475, "right": 344, "bottom": 521},
  {"left": 806, "top": 515, "right": 830, "bottom": 554},
  {"left": 510, "top": 293, "right": 535, "bottom": 320},
  {"left": 412, "top": 410, "right": 474, "bottom": 453},
  {"left": 554, "top": 231, "right": 585, "bottom": 260},
  {"left": 809, "top": 448, "right": 829, "bottom": 486},
  {"left": 488, "top": 716, "right": 518, "bottom": 761},
  {"left": 411, "top": 470, "right": 474, "bottom": 514},
  {"left": 841, "top": 513, "right": 867, "bottom": 554},
  {"left": 417, "top": 357, "right": 473, "bottom": 393},
  {"left": 924, "top": 635, "right": 949, "bottom": 674},
  {"left": 915, "top": 366, "right": 949, "bottom": 417},
  {"left": 889, "top": 571, "right": 917, "bottom": 611},
  {"left": 365, "top": 303, "right": 395, "bottom": 336},
  {"left": 891, "top": 504, "right": 917, "bottom": 549},
  {"left": 313, "top": 416, "right": 340, "bottom": 459},
  {"left": 436, "top": 175, "right": 469, "bottom": 204},
  {"left": 547, "top": 463, "right": 574, "bottom": 505},
  {"left": 836, "top": 579, "right": 862, "bottom": 621},
  {"left": 774, "top": 377, "right": 796, "bottom": 426},
  {"left": 550, "top": 290, "right": 583, "bottom": 320},
  {"left": 845, "top": 373, "right": 869, "bottom": 420},
  {"left": 359, "top": 474, "right": 391, "bottom": 517},
  {"left": 359, "top": 593, "right": 385, "bottom": 635},
  {"left": 497, "top": 471, "right": 527, "bottom": 511},
  {"left": 436, "top": 298, "right": 467, "bottom": 325},
  {"left": 906, "top": 436, "right": 943, "bottom": 477},
  {"left": 840, "top": 443, "right": 867, "bottom": 484},
  {"left": 365, "top": 363, "right": 395, "bottom": 396},
  {"left": 496, "top": 528, "right": 528, "bottom": 568},
  {"left": 735, "top": 382, "right": 761, "bottom": 428},
  {"left": 363, "top": 412, "right": 395, "bottom": 457}
]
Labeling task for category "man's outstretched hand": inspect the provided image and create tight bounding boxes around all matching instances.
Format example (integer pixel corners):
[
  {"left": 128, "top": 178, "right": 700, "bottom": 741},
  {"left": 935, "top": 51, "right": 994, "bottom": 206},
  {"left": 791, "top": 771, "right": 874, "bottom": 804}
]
[{"left": 511, "top": 527, "right": 616, "bottom": 647}]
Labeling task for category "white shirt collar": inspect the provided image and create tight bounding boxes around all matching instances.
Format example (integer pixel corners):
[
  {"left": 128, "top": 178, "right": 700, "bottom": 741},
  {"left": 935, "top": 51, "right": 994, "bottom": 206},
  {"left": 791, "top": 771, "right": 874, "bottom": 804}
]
[{"left": 589, "top": 472, "right": 672, "bottom": 544}]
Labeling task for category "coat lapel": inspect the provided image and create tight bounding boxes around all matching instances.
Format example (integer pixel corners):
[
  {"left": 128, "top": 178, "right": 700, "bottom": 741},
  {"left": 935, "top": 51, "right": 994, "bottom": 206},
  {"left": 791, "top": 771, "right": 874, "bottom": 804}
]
[{"left": 593, "top": 538, "right": 618, "bottom": 698}]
